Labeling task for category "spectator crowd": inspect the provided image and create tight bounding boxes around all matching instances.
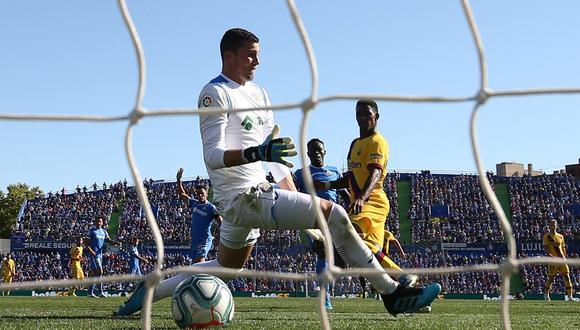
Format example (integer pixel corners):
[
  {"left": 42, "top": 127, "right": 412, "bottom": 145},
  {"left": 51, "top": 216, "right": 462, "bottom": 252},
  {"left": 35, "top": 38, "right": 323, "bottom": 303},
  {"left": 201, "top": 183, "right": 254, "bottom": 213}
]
[
  {"left": 509, "top": 174, "right": 580, "bottom": 242},
  {"left": 6, "top": 171, "right": 579, "bottom": 296},
  {"left": 409, "top": 171, "right": 501, "bottom": 244}
]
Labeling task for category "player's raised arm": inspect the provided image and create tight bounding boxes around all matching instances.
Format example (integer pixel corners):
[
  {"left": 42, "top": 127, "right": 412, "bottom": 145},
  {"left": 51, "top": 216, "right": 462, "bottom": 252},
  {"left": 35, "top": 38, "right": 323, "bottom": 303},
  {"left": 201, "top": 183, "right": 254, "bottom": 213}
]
[{"left": 176, "top": 168, "right": 190, "bottom": 202}]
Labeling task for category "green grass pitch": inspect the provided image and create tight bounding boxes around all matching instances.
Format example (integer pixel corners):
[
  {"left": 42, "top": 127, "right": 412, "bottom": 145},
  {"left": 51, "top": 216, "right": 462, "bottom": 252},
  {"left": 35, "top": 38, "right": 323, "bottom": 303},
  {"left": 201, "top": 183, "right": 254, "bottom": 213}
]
[{"left": 0, "top": 296, "right": 577, "bottom": 329}]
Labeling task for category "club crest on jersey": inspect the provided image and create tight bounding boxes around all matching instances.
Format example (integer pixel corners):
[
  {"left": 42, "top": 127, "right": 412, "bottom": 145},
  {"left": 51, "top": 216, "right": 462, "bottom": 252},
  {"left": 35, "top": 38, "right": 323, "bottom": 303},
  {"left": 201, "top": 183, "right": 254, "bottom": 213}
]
[
  {"left": 241, "top": 116, "right": 254, "bottom": 131},
  {"left": 201, "top": 95, "right": 213, "bottom": 107}
]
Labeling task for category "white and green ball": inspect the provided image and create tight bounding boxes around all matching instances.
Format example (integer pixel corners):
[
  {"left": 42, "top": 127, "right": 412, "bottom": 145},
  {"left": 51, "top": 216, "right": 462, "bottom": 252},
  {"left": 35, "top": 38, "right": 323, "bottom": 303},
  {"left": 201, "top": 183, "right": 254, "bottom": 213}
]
[{"left": 172, "top": 274, "right": 235, "bottom": 329}]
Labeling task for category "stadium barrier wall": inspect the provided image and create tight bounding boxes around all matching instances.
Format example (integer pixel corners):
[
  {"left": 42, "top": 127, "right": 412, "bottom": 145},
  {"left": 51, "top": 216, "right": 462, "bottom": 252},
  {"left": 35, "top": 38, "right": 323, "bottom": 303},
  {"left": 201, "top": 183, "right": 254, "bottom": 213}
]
[
  {"left": 7, "top": 289, "right": 579, "bottom": 301},
  {"left": 9, "top": 238, "right": 580, "bottom": 255}
]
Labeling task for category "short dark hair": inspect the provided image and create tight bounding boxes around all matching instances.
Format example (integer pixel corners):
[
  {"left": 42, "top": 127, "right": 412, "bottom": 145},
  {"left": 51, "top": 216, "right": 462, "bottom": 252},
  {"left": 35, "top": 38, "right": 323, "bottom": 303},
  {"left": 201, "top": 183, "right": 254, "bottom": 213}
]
[
  {"left": 356, "top": 99, "right": 379, "bottom": 114},
  {"left": 220, "top": 28, "right": 259, "bottom": 59},
  {"left": 194, "top": 183, "right": 209, "bottom": 191},
  {"left": 307, "top": 138, "right": 324, "bottom": 150}
]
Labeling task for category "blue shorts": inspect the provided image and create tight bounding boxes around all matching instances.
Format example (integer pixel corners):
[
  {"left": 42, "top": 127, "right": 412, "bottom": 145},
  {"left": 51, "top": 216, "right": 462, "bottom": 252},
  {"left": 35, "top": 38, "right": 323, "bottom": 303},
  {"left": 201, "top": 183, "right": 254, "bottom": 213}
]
[
  {"left": 191, "top": 237, "right": 213, "bottom": 260},
  {"left": 89, "top": 255, "right": 103, "bottom": 271}
]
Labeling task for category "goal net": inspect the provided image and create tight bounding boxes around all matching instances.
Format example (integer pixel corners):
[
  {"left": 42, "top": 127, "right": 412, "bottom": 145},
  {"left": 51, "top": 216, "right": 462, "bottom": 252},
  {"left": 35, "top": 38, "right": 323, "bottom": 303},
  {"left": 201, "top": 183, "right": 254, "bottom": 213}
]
[{"left": 1, "top": 1, "right": 578, "bottom": 329}]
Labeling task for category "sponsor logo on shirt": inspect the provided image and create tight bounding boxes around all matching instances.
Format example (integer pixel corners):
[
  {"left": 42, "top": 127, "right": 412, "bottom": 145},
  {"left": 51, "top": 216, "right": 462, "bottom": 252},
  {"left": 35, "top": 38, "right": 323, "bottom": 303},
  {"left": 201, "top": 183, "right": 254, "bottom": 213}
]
[
  {"left": 241, "top": 116, "right": 254, "bottom": 131},
  {"left": 349, "top": 161, "right": 361, "bottom": 169},
  {"left": 370, "top": 153, "right": 383, "bottom": 160}
]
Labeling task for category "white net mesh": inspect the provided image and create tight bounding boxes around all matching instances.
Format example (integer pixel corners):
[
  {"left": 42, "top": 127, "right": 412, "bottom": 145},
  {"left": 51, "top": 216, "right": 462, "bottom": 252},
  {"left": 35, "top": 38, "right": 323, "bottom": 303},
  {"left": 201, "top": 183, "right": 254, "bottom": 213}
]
[{"left": 1, "top": 1, "right": 579, "bottom": 329}]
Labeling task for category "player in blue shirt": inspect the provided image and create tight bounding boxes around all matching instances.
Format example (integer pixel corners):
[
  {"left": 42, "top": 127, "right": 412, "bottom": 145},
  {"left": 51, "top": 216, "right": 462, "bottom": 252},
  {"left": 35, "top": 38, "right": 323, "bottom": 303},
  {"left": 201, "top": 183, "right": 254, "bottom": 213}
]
[
  {"left": 86, "top": 217, "right": 119, "bottom": 298},
  {"left": 125, "top": 237, "right": 148, "bottom": 291},
  {"left": 293, "top": 138, "right": 348, "bottom": 310},
  {"left": 114, "top": 169, "right": 222, "bottom": 315},
  {"left": 129, "top": 237, "right": 148, "bottom": 276},
  {"left": 177, "top": 168, "right": 222, "bottom": 263},
  {"left": 294, "top": 139, "right": 344, "bottom": 203}
]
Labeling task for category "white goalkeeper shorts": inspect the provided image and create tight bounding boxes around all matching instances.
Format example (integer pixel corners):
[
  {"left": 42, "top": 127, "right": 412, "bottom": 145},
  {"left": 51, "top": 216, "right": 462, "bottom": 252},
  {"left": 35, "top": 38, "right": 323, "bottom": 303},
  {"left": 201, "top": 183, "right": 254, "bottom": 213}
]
[{"left": 217, "top": 182, "right": 322, "bottom": 249}]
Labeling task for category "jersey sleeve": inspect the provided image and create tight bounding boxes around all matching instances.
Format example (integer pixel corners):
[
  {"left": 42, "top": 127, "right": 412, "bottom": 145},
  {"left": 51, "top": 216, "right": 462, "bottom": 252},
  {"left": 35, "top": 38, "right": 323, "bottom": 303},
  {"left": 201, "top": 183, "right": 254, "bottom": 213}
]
[
  {"left": 211, "top": 204, "right": 220, "bottom": 219},
  {"left": 328, "top": 166, "right": 341, "bottom": 180},
  {"left": 293, "top": 169, "right": 304, "bottom": 192},
  {"left": 367, "top": 135, "right": 389, "bottom": 171},
  {"left": 199, "top": 85, "right": 231, "bottom": 170}
]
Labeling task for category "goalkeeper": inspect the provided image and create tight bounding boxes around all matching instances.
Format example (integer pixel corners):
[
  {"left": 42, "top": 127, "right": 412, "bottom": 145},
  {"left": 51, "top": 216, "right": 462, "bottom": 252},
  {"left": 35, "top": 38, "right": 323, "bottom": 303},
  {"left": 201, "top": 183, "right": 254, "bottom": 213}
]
[{"left": 115, "top": 28, "right": 440, "bottom": 317}]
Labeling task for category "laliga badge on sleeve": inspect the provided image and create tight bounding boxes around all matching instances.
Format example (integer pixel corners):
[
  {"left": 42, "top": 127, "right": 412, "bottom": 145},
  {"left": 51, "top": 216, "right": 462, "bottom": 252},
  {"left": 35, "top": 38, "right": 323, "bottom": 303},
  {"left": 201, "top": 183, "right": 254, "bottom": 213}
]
[{"left": 201, "top": 94, "right": 213, "bottom": 107}]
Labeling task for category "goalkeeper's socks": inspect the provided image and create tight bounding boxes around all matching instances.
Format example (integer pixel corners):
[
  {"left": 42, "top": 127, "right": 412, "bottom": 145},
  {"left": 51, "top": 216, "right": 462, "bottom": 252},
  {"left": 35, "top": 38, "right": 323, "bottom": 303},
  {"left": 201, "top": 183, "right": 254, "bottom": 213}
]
[
  {"left": 327, "top": 205, "right": 398, "bottom": 295},
  {"left": 153, "top": 273, "right": 190, "bottom": 301},
  {"left": 154, "top": 259, "right": 242, "bottom": 301}
]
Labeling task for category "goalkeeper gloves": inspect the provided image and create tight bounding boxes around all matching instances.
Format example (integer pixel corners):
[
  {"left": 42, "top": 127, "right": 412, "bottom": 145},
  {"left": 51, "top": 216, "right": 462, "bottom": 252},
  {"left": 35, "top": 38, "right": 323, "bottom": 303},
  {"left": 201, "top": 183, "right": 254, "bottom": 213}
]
[{"left": 244, "top": 125, "right": 297, "bottom": 168}]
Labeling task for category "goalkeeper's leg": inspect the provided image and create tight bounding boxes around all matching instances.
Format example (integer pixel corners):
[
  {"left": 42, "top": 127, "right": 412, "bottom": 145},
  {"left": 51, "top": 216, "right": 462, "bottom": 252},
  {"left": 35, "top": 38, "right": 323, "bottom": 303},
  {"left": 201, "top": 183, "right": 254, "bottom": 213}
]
[
  {"left": 270, "top": 191, "right": 440, "bottom": 315},
  {"left": 373, "top": 250, "right": 418, "bottom": 288},
  {"left": 114, "top": 258, "right": 242, "bottom": 316}
]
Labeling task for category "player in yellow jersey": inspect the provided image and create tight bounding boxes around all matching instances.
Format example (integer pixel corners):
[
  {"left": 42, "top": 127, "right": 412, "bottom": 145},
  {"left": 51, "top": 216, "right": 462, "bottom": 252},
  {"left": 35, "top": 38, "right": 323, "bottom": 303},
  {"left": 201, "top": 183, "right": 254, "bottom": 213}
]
[
  {"left": 1, "top": 254, "right": 16, "bottom": 296},
  {"left": 316, "top": 100, "right": 419, "bottom": 286},
  {"left": 543, "top": 219, "right": 573, "bottom": 301},
  {"left": 69, "top": 237, "right": 86, "bottom": 297}
]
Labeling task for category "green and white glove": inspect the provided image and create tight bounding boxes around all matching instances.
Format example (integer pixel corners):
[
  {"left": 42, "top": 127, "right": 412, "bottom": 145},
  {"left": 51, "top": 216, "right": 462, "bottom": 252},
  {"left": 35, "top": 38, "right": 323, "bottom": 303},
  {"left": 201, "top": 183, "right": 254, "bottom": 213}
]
[{"left": 244, "top": 125, "right": 297, "bottom": 168}]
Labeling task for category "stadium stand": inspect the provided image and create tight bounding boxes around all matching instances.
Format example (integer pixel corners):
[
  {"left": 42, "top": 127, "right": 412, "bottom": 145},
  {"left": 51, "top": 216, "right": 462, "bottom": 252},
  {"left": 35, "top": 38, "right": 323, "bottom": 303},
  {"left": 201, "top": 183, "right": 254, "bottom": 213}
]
[
  {"left": 8, "top": 171, "right": 579, "bottom": 296},
  {"left": 408, "top": 171, "right": 502, "bottom": 244},
  {"left": 509, "top": 174, "right": 580, "bottom": 242}
]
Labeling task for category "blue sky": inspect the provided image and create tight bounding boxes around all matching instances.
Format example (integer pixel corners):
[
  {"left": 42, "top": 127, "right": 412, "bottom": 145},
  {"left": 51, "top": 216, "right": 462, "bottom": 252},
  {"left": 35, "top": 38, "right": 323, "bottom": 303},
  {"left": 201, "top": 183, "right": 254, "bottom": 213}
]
[{"left": 1, "top": 0, "right": 579, "bottom": 193}]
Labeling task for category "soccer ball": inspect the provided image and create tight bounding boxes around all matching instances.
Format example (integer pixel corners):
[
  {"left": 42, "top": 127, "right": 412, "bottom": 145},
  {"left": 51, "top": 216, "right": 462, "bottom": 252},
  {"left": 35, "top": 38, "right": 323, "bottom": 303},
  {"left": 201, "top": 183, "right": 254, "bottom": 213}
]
[{"left": 172, "top": 274, "right": 235, "bottom": 329}]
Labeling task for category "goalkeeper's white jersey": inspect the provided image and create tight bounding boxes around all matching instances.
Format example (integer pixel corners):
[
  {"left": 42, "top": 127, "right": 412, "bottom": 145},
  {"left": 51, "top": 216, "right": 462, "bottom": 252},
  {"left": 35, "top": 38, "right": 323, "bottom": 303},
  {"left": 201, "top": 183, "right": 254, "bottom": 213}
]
[{"left": 198, "top": 74, "right": 274, "bottom": 203}]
